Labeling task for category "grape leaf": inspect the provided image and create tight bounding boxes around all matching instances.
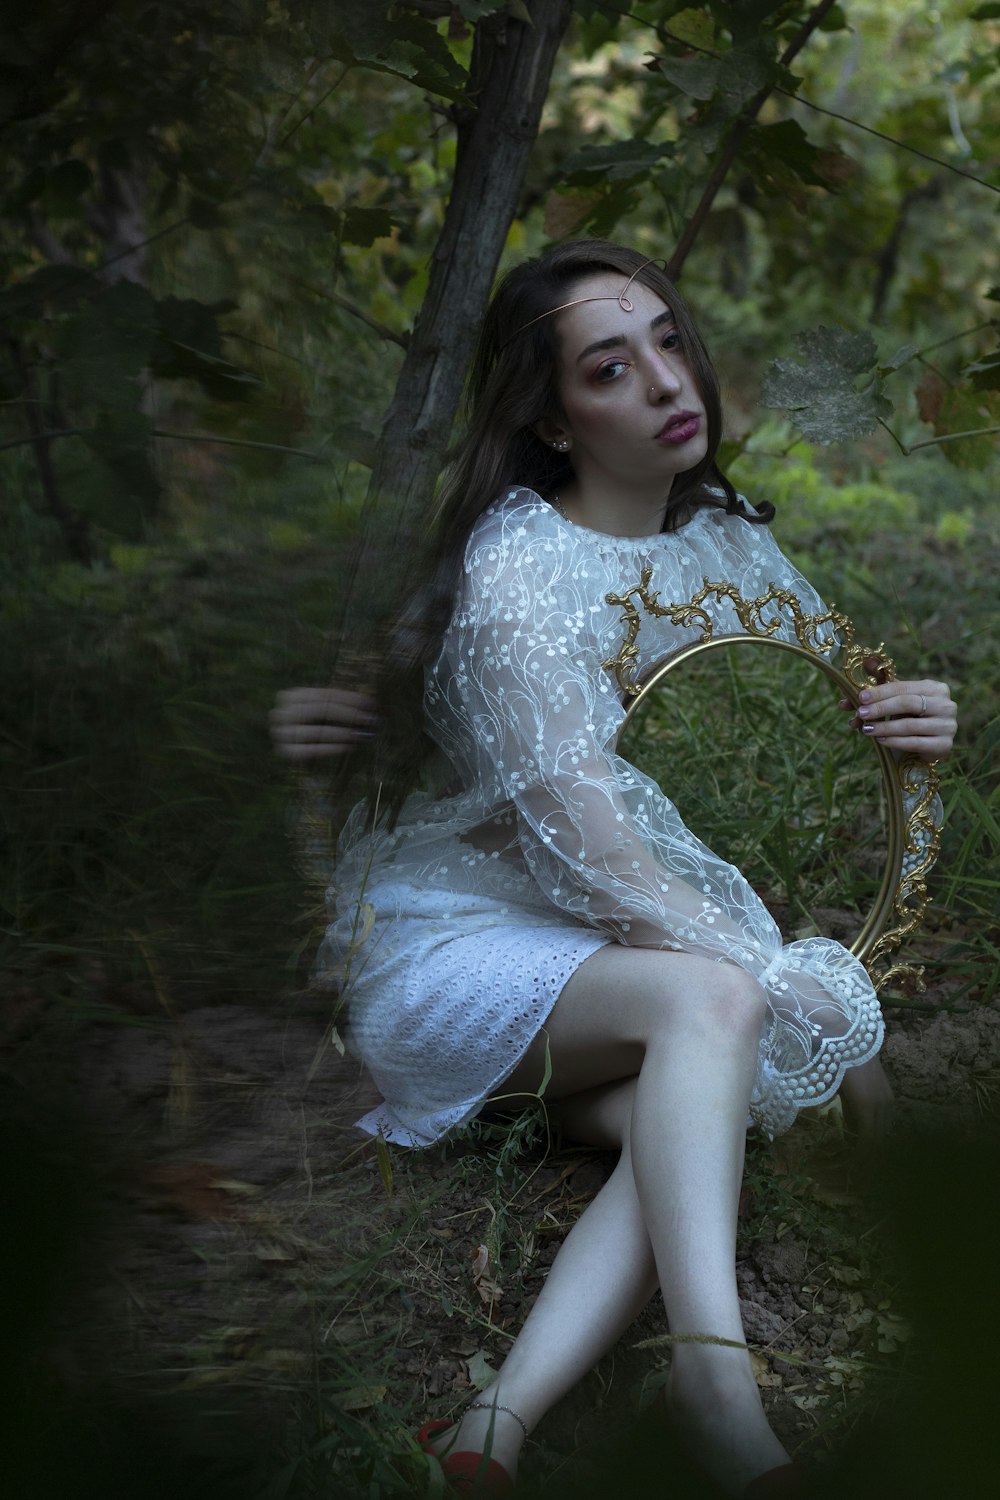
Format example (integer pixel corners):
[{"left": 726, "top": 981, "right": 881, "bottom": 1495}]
[
  {"left": 760, "top": 327, "right": 886, "bottom": 444},
  {"left": 340, "top": 207, "right": 394, "bottom": 246},
  {"left": 654, "top": 54, "right": 719, "bottom": 100},
  {"left": 963, "top": 343, "right": 1000, "bottom": 390},
  {"left": 328, "top": 5, "right": 468, "bottom": 99},
  {"left": 666, "top": 8, "right": 716, "bottom": 49},
  {"left": 563, "top": 137, "right": 674, "bottom": 183}
]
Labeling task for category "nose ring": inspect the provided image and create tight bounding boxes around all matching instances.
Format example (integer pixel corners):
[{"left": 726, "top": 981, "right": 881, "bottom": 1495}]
[{"left": 650, "top": 385, "right": 658, "bottom": 397}]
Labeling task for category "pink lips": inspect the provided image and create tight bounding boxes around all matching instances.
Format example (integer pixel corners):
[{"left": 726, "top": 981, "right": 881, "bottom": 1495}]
[{"left": 656, "top": 411, "right": 701, "bottom": 445}]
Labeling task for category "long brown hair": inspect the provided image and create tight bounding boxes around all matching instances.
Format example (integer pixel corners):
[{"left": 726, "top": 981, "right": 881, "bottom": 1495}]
[{"left": 369, "top": 239, "right": 773, "bottom": 821}]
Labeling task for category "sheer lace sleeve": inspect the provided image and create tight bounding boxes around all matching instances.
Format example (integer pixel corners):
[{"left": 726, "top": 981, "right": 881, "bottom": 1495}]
[{"left": 446, "top": 506, "right": 786, "bottom": 974}]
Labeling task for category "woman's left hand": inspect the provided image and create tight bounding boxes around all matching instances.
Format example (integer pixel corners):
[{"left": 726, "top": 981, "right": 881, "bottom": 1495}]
[{"left": 840, "top": 678, "right": 957, "bottom": 762}]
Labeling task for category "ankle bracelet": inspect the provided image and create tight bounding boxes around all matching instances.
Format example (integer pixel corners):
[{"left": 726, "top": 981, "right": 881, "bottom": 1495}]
[{"left": 465, "top": 1401, "right": 529, "bottom": 1441}]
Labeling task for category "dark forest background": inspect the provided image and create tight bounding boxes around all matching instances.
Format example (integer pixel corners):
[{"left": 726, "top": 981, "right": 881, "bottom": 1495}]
[{"left": 2, "top": 3, "right": 999, "bottom": 1497}]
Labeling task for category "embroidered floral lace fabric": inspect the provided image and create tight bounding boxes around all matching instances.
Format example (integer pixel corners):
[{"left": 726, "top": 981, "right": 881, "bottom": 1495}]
[{"left": 318, "top": 490, "right": 885, "bottom": 1145}]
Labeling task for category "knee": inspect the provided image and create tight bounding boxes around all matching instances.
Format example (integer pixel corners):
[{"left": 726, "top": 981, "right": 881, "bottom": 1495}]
[{"left": 688, "top": 963, "right": 767, "bottom": 1047}]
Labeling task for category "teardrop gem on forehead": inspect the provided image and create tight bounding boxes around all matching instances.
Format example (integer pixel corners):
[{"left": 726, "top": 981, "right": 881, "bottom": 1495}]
[{"left": 502, "top": 258, "right": 667, "bottom": 345}]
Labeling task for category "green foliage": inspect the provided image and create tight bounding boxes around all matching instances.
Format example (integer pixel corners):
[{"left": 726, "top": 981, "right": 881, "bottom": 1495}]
[
  {"left": 620, "top": 646, "right": 893, "bottom": 937},
  {"left": 0, "top": 0, "right": 994, "bottom": 1003},
  {"left": 0, "top": 0, "right": 464, "bottom": 558},
  {"left": 733, "top": 438, "right": 915, "bottom": 546},
  {"left": 0, "top": 532, "right": 344, "bottom": 1000},
  {"left": 322, "top": 0, "right": 471, "bottom": 98}
]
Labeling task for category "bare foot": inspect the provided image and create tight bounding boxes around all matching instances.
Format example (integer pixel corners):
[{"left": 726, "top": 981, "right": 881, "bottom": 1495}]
[{"left": 665, "top": 1347, "right": 790, "bottom": 1497}]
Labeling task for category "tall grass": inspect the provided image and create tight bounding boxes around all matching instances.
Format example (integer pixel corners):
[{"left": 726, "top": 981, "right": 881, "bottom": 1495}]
[{"left": 3, "top": 437, "right": 997, "bottom": 1494}]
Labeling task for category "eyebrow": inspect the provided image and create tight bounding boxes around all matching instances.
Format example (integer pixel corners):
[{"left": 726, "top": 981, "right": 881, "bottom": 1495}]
[{"left": 575, "top": 308, "right": 674, "bottom": 363}]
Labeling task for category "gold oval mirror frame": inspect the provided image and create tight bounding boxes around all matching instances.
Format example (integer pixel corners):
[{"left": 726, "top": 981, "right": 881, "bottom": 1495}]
[{"left": 608, "top": 572, "right": 942, "bottom": 995}]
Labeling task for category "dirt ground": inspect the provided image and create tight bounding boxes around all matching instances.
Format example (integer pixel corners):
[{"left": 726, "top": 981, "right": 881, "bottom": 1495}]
[{"left": 5, "top": 963, "right": 1000, "bottom": 1498}]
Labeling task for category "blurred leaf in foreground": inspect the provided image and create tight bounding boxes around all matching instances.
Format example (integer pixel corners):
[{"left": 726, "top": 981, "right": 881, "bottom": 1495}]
[{"left": 760, "top": 327, "right": 887, "bottom": 444}]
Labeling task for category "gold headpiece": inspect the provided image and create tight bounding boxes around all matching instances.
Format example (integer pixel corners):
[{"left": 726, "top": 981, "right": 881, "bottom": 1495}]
[{"left": 501, "top": 257, "right": 667, "bottom": 346}]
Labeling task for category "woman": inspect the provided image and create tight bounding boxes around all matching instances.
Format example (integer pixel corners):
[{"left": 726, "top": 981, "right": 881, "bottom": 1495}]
[{"left": 272, "top": 242, "right": 956, "bottom": 1496}]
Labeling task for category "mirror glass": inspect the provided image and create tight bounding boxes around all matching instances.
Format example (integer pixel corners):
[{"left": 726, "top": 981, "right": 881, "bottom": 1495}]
[{"left": 618, "top": 641, "right": 892, "bottom": 949}]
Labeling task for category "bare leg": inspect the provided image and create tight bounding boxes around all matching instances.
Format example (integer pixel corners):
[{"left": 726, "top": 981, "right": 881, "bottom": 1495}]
[
  {"left": 426, "top": 1079, "right": 659, "bottom": 1473},
  {"left": 838, "top": 1055, "right": 895, "bottom": 1138},
  {"left": 430, "top": 946, "right": 790, "bottom": 1496}
]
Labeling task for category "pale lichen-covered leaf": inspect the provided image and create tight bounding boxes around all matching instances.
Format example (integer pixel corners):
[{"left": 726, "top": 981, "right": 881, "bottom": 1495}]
[{"left": 760, "top": 326, "right": 882, "bottom": 443}]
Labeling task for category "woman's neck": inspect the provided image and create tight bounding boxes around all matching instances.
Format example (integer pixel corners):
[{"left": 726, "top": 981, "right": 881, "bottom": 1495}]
[{"left": 557, "top": 478, "right": 671, "bottom": 537}]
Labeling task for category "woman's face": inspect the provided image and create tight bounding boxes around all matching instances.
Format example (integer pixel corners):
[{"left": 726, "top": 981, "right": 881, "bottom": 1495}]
[{"left": 547, "top": 272, "right": 709, "bottom": 495}]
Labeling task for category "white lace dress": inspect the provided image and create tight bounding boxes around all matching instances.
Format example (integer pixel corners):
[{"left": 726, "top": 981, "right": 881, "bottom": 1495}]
[{"left": 318, "top": 488, "right": 884, "bottom": 1146}]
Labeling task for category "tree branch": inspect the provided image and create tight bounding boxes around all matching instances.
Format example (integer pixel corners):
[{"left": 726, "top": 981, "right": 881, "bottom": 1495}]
[
  {"left": 354, "top": 0, "right": 574, "bottom": 599},
  {"left": 877, "top": 414, "right": 1000, "bottom": 456},
  {"left": 293, "top": 279, "right": 409, "bottom": 348},
  {"left": 667, "top": 0, "right": 840, "bottom": 279},
  {"left": 151, "top": 430, "right": 325, "bottom": 460},
  {"left": 0, "top": 428, "right": 325, "bottom": 462},
  {"left": 780, "top": 92, "right": 1000, "bottom": 196},
  {"left": 599, "top": 1, "right": 1000, "bottom": 198},
  {"left": 4, "top": 339, "right": 92, "bottom": 563}
]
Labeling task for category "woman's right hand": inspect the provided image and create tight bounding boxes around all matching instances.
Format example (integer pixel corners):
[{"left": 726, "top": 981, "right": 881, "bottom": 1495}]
[{"left": 270, "top": 687, "right": 377, "bottom": 760}]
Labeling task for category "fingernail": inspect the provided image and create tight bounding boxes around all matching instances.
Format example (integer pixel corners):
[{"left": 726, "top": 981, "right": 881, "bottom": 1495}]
[
  {"left": 862, "top": 724, "right": 876, "bottom": 734},
  {"left": 858, "top": 706, "right": 871, "bottom": 718},
  {"left": 859, "top": 690, "right": 871, "bottom": 705}
]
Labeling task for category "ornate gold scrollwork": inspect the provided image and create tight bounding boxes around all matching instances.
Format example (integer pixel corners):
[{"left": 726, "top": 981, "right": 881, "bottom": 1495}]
[{"left": 608, "top": 574, "right": 942, "bottom": 995}]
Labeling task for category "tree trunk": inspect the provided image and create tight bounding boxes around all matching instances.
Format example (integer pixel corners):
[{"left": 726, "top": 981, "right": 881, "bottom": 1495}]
[{"left": 350, "top": 0, "right": 572, "bottom": 625}]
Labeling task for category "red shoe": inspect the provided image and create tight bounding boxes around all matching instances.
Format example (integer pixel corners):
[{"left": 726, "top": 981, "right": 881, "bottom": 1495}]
[{"left": 415, "top": 1420, "right": 515, "bottom": 1496}]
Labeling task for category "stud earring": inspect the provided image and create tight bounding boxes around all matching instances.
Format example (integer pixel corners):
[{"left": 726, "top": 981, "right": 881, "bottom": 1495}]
[{"left": 552, "top": 439, "right": 570, "bottom": 453}]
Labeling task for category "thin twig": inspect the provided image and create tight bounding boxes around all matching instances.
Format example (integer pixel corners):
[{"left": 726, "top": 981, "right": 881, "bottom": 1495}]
[
  {"left": 915, "top": 320, "right": 999, "bottom": 360},
  {"left": 4, "top": 337, "right": 91, "bottom": 561},
  {"left": 292, "top": 278, "right": 409, "bottom": 349},
  {"left": 876, "top": 415, "right": 1000, "bottom": 455},
  {"left": 278, "top": 65, "right": 353, "bottom": 152},
  {"left": 152, "top": 429, "right": 326, "bottom": 460},
  {"left": 667, "top": 0, "right": 840, "bottom": 279},
  {"left": 0, "top": 426, "right": 326, "bottom": 461},
  {"left": 780, "top": 91, "right": 1000, "bottom": 196},
  {"left": 907, "top": 423, "right": 1000, "bottom": 453},
  {"left": 596, "top": 1, "right": 1000, "bottom": 197},
  {"left": 0, "top": 428, "right": 80, "bottom": 453}
]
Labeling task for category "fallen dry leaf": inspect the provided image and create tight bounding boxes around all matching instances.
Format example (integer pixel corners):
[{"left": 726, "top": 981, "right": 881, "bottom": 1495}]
[
  {"left": 470, "top": 1244, "right": 502, "bottom": 1313},
  {"left": 750, "top": 1351, "right": 783, "bottom": 1389},
  {"left": 339, "top": 1384, "right": 387, "bottom": 1412},
  {"left": 466, "top": 1349, "right": 499, "bottom": 1391}
]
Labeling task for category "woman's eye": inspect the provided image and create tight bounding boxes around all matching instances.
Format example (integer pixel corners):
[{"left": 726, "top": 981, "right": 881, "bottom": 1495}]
[
  {"left": 661, "top": 330, "right": 681, "bottom": 351},
  {"left": 594, "top": 358, "right": 630, "bottom": 383}
]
